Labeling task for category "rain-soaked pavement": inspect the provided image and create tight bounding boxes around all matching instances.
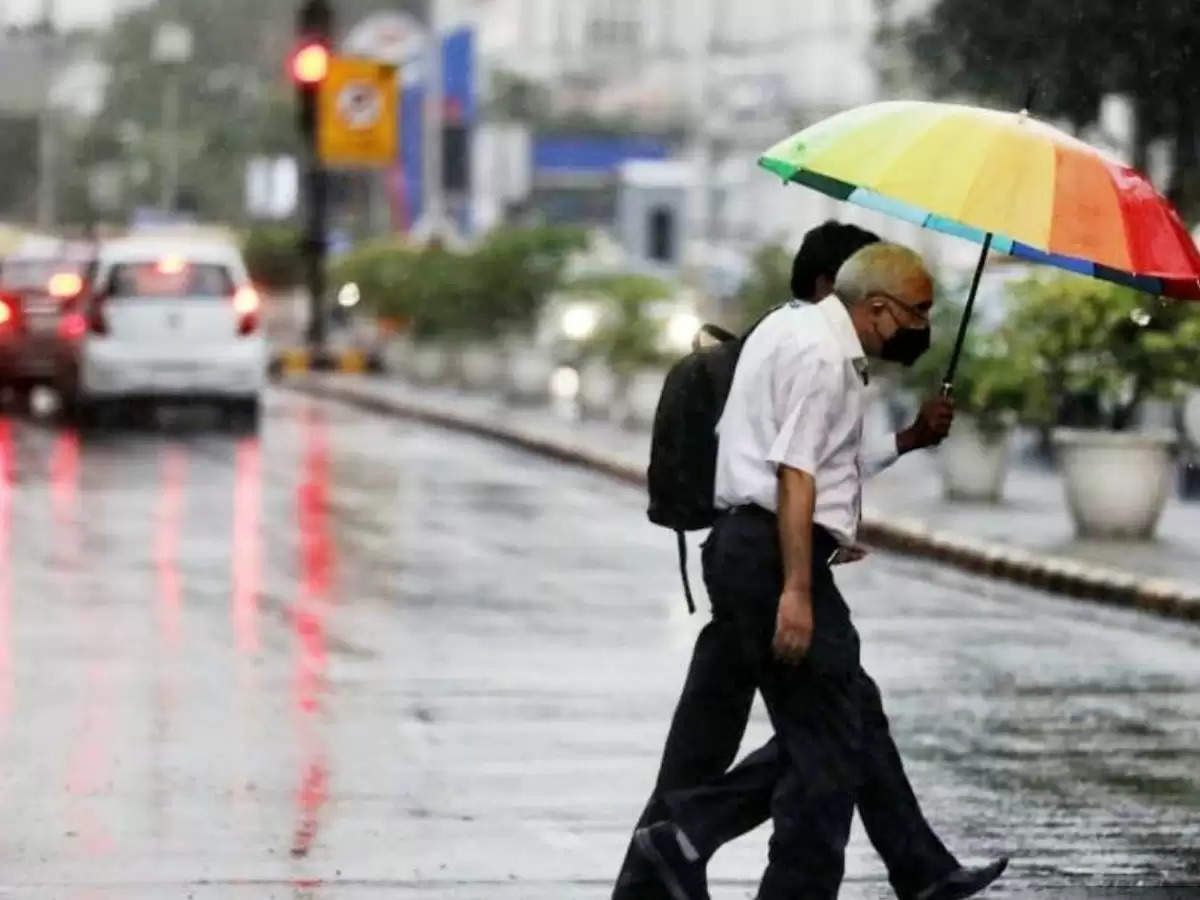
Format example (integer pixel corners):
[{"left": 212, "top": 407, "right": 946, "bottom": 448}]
[{"left": 0, "top": 389, "right": 1197, "bottom": 898}]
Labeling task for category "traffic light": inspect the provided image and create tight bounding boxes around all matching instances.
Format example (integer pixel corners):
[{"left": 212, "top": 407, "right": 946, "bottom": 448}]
[
  {"left": 291, "top": 41, "right": 330, "bottom": 86},
  {"left": 292, "top": 0, "right": 333, "bottom": 146}
]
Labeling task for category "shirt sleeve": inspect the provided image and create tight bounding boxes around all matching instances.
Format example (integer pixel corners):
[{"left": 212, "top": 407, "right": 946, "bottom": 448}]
[
  {"left": 766, "top": 354, "right": 840, "bottom": 476},
  {"left": 861, "top": 416, "right": 900, "bottom": 478}
]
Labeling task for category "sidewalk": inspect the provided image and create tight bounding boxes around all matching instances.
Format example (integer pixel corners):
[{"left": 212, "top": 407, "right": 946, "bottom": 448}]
[{"left": 290, "top": 374, "right": 1200, "bottom": 619}]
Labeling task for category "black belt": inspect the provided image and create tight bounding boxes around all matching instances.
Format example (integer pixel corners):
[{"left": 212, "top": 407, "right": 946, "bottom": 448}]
[{"left": 723, "top": 504, "right": 839, "bottom": 561}]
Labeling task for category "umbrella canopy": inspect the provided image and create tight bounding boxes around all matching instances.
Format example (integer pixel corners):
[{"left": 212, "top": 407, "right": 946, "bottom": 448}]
[{"left": 760, "top": 101, "right": 1200, "bottom": 300}]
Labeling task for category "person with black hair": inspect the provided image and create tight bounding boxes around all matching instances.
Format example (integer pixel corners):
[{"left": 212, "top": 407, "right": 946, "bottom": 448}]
[
  {"left": 790, "top": 220, "right": 882, "bottom": 302},
  {"left": 613, "top": 224, "right": 1002, "bottom": 900}
]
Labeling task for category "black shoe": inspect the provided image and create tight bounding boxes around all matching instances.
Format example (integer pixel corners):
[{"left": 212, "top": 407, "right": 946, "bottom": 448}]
[
  {"left": 914, "top": 857, "right": 1009, "bottom": 900},
  {"left": 633, "top": 822, "right": 710, "bottom": 900}
]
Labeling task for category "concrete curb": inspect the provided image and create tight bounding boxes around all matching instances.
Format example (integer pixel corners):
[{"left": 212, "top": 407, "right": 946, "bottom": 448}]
[{"left": 290, "top": 377, "right": 1200, "bottom": 625}]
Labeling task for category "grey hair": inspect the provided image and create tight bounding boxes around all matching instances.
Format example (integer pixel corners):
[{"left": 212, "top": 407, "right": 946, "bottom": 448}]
[{"left": 833, "top": 242, "right": 930, "bottom": 307}]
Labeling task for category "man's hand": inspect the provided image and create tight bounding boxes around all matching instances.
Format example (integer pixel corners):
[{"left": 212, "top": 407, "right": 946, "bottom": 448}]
[
  {"left": 830, "top": 543, "right": 869, "bottom": 565},
  {"left": 899, "top": 395, "right": 954, "bottom": 453},
  {"left": 773, "top": 588, "right": 814, "bottom": 664}
]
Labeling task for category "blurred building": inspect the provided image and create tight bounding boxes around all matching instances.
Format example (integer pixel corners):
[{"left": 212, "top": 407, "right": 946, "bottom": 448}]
[{"left": 469, "top": 0, "right": 983, "bottom": 289}]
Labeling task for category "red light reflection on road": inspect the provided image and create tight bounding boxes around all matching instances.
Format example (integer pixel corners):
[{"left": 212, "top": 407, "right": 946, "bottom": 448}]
[
  {"left": 155, "top": 449, "right": 186, "bottom": 651},
  {"left": 290, "top": 407, "right": 334, "bottom": 858},
  {"left": 58, "top": 430, "right": 116, "bottom": 856},
  {"left": 232, "top": 438, "right": 261, "bottom": 654},
  {"left": 51, "top": 429, "right": 79, "bottom": 543},
  {"left": 0, "top": 419, "right": 13, "bottom": 734}
]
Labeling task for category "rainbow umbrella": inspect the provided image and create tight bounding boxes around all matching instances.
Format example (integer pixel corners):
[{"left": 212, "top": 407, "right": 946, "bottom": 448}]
[{"left": 759, "top": 100, "right": 1200, "bottom": 388}]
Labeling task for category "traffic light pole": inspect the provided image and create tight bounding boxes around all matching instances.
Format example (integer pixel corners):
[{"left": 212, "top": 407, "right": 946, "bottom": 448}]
[
  {"left": 297, "top": 0, "right": 333, "bottom": 359},
  {"left": 303, "top": 158, "right": 329, "bottom": 355}
]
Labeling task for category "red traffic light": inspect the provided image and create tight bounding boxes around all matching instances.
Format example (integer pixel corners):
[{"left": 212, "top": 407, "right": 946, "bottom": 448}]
[{"left": 291, "top": 42, "right": 330, "bottom": 85}]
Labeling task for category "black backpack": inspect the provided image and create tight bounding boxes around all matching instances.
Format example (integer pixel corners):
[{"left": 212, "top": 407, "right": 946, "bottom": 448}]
[{"left": 647, "top": 309, "right": 779, "bottom": 612}]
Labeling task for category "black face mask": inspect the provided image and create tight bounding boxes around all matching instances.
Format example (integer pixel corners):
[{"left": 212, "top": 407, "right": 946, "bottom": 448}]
[{"left": 880, "top": 326, "right": 930, "bottom": 366}]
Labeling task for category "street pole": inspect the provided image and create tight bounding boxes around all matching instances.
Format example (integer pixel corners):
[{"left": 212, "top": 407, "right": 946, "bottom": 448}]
[
  {"left": 160, "top": 70, "right": 181, "bottom": 213},
  {"left": 303, "top": 145, "right": 330, "bottom": 353},
  {"left": 153, "top": 21, "right": 193, "bottom": 216},
  {"left": 421, "top": 0, "right": 446, "bottom": 243},
  {"left": 689, "top": 0, "right": 715, "bottom": 247},
  {"left": 295, "top": 0, "right": 334, "bottom": 356},
  {"left": 36, "top": 100, "right": 56, "bottom": 231},
  {"left": 35, "top": 0, "right": 58, "bottom": 230}
]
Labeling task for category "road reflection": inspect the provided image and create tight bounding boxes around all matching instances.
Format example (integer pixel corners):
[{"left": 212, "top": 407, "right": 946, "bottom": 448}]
[
  {"left": 291, "top": 405, "right": 334, "bottom": 859},
  {"left": 231, "top": 436, "right": 263, "bottom": 836},
  {"left": 232, "top": 437, "right": 262, "bottom": 654},
  {"left": 0, "top": 419, "right": 12, "bottom": 736},
  {"left": 155, "top": 448, "right": 187, "bottom": 651},
  {"left": 59, "top": 428, "right": 116, "bottom": 856}
]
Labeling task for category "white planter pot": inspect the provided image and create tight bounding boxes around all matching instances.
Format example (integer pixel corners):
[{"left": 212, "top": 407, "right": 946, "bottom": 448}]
[
  {"left": 578, "top": 359, "right": 619, "bottom": 419},
  {"left": 625, "top": 367, "right": 666, "bottom": 429},
  {"left": 504, "top": 343, "right": 554, "bottom": 403},
  {"left": 1053, "top": 428, "right": 1178, "bottom": 539},
  {"left": 458, "top": 343, "right": 503, "bottom": 391},
  {"left": 938, "top": 415, "right": 1012, "bottom": 503},
  {"left": 410, "top": 343, "right": 452, "bottom": 384}
]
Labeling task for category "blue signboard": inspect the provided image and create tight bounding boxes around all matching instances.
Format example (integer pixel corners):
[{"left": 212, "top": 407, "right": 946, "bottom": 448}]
[{"left": 393, "top": 26, "right": 475, "bottom": 233}]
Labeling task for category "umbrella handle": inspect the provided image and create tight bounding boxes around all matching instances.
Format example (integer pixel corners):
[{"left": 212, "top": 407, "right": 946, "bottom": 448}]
[{"left": 942, "top": 232, "right": 993, "bottom": 391}]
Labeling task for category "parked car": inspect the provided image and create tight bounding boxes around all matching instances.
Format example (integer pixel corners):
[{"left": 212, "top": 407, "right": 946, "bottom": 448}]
[
  {"left": 69, "top": 236, "right": 266, "bottom": 430},
  {"left": 0, "top": 242, "right": 96, "bottom": 404}
]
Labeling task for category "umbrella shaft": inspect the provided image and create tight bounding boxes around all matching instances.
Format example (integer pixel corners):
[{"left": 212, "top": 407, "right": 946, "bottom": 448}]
[{"left": 943, "top": 232, "right": 993, "bottom": 395}]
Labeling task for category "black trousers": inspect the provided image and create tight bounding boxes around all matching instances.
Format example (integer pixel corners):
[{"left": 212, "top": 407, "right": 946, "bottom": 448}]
[{"left": 615, "top": 508, "right": 956, "bottom": 899}]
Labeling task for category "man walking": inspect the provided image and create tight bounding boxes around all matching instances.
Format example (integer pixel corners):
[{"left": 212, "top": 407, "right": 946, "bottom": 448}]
[
  {"left": 614, "top": 224, "right": 1002, "bottom": 900},
  {"left": 624, "top": 241, "right": 1007, "bottom": 899}
]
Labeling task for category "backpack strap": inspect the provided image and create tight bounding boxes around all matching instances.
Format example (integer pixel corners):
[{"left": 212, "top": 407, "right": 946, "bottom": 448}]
[
  {"left": 676, "top": 529, "right": 697, "bottom": 614},
  {"left": 692, "top": 323, "right": 737, "bottom": 352}
]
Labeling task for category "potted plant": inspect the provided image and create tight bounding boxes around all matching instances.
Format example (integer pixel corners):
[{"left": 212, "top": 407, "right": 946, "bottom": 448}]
[
  {"left": 1008, "top": 273, "right": 1200, "bottom": 538},
  {"left": 904, "top": 300, "right": 1047, "bottom": 503}
]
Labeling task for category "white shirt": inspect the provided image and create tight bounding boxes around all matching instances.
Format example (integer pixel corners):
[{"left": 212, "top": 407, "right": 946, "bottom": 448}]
[{"left": 713, "top": 298, "right": 899, "bottom": 545}]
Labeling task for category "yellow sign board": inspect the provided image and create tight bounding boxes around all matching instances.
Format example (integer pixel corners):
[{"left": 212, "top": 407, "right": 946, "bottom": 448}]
[{"left": 318, "top": 56, "right": 398, "bottom": 168}]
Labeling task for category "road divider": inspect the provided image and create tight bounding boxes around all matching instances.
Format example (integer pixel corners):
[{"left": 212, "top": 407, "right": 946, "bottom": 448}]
[
  {"left": 288, "top": 376, "right": 1200, "bottom": 625},
  {"left": 269, "top": 348, "right": 381, "bottom": 377}
]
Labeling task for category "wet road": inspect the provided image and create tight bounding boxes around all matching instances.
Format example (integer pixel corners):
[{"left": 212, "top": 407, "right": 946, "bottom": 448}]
[{"left": 0, "top": 389, "right": 1197, "bottom": 898}]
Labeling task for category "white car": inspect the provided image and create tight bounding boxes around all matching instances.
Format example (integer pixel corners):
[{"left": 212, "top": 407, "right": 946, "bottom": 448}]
[{"left": 71, "top": 237, "right": 266, "bottom": 428}]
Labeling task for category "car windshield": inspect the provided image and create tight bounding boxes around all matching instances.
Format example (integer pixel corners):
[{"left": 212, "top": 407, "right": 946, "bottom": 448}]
[
  {"left": 1, "top": 259, "right": 86, "bottom": 292},
  {"left": 108, "top": 262, "right": 233, "bottom": 298}
]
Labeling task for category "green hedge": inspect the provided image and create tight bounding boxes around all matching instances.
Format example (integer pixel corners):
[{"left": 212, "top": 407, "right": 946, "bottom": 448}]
[
  {"left": 329, "top": 226, "right": 588, "bottom": 340},
  {"left": 242, "top": 224, "right": 305, "bottom": 290}
]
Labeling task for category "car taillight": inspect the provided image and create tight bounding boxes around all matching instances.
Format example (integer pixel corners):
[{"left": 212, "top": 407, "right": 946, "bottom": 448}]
[
  {"left": 58, "top": 312, "right": 87, "bottom": 340},
  {"left": 233, "top": 286, "right": 260, "bottom": 336},
  {"left": 0, "top": 293, "right": 18, "bottom": 330}
]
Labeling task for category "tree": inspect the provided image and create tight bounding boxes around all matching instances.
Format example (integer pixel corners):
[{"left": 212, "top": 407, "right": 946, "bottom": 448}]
[
  {"left": 69, "top": 0, "right": 428, "bottom": 224},
  {"left": 901, "top": 0, "right": 1200, "bottom": 217}
]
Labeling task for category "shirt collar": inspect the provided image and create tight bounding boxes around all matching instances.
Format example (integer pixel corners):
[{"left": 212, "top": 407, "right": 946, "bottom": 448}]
[{"left": 815, "top": 295, "right": 867, "bottom": 365}]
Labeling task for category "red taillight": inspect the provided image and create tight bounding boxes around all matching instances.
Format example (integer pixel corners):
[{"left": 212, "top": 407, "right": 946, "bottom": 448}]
[
  {"left": 233, "top": 286, "right": 260, "bottom": 335},
  {"left": 58, "top": 312, "right": 87, "bottom": 340},
  {"left": 0, "top": 293, "right": 18, "bottom": 330}
]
